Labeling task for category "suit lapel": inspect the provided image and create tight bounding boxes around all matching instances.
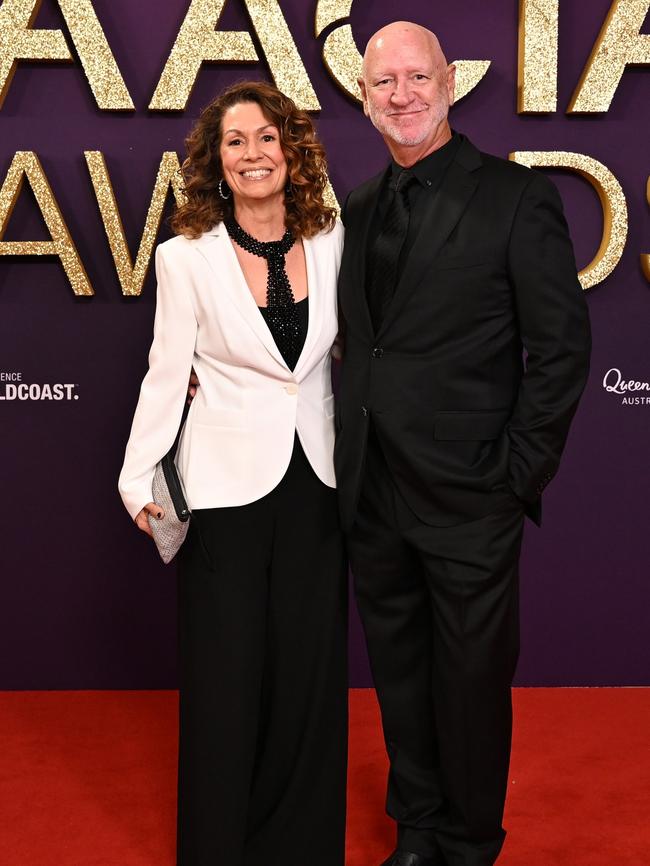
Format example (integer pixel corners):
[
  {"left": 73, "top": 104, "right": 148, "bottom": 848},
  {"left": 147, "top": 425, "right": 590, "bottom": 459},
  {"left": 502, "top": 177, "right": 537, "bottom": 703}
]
[
  {"left": 376, "top": 138, "right": 482, "bottom": 339},
  {"left": 344, "top": 169, "right": 388, "bottom": 340},
  {"left": 194, "top": 225, "right": 289, "bottom": 370}
]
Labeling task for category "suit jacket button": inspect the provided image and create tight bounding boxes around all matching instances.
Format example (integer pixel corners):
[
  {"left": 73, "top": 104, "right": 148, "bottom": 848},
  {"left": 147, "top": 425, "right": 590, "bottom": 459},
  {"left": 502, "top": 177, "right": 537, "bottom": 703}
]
[
  {"left": 372, "top": 347, "right": 384, "bottom": 358},
  {"left": 285, "top": 383, "right": 298, "bottom": 395},
  {"left": 361, "top": 406, "right": 368, "bottom": 416}
]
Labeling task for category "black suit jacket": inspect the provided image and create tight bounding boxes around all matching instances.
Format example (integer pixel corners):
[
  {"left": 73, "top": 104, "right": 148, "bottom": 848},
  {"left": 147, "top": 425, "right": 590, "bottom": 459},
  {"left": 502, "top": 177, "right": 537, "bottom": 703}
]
[{"left": 334, "top": 134, "right": 591, "bottom": 531}]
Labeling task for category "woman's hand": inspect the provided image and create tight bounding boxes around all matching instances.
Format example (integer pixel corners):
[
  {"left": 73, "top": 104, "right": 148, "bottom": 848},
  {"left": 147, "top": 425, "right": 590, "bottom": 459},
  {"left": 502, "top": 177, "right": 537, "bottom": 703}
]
[
  {"left": 187, "top": 368, "right": 200, "bottom": 404},
  {"left": 135, "top": 502, "right": 165, "bottom": 538}
]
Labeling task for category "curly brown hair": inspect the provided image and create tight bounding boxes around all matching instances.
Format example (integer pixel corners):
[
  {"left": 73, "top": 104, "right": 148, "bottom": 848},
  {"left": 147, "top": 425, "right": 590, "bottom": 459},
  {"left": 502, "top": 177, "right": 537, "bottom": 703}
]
[{"left": 170, "top": 80, "right": 336, "bottom": 239}]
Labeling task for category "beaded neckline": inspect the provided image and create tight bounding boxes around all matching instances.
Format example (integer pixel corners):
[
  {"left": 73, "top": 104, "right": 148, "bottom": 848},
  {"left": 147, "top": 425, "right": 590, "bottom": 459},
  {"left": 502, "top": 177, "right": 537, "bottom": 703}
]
[
  {"left": 225, "top": 217, "right": 302, "bottom": 369},
  {"left": 225, "top": 218, "right": 295, "bottom": 260}
]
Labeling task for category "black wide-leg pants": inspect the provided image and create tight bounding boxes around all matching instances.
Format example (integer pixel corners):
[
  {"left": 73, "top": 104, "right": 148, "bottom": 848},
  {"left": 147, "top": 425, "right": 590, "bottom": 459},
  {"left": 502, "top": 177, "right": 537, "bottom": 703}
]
[
  {"left": 176, "top": 436, "right": 348, "bottom": 866},
  {"left": 348, "top": 439, "right": 524, "bottom": 866}
]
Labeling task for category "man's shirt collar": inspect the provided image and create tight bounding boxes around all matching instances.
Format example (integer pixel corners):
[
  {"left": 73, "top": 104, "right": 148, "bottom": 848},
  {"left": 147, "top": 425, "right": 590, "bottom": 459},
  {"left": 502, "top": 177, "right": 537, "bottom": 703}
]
[{"left": 390, "top": 130, "right": 461, "bottom": 191}]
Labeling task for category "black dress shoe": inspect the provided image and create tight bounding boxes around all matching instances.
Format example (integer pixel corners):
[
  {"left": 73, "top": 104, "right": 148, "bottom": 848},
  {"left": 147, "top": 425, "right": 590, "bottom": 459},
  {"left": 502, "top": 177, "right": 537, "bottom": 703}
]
[{"left": 380, "top": 850, "right": 437, "bottom": 866}]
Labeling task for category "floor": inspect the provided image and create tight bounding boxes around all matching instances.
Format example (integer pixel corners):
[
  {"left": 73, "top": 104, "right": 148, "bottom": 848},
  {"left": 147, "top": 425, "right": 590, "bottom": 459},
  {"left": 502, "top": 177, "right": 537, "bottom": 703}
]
[{"left": 1, "top": 688, "right": 648, "bottom": 865}]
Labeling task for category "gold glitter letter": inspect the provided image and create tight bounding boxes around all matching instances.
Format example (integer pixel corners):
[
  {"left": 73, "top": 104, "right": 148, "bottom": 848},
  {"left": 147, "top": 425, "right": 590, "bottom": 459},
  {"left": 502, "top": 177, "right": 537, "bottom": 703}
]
[
  {"left": 150, "top": 0, "right": 257, "bottom": 110},
  {"left": 56, "top": 0, "right": 134, "bottom": 110},
  {"left": 453, "top": 62, "right": 491, "bottom": 103},
  {"left": 151, "top": 0, "right": 319, "bottom": 111},
  {"left": 316, "top": 0, "right": 361, "bottom": 101},
  {"left": 0, "top": 151, "right": 92, "bottom": 296},
  {"left": 510, "top": 151, "right": 628, "bottom": 289},
  {"left": 0, "top": 0, "right": 72, "bottom": 109},
  {"left": 86, "top": 151, "right": 186, "bottom": 297},
  {"left": 315, "top": 1, "right": 490, "bottom": 103},
  {"left": 568, "top": 0, "right": 650, "bottom": 113},
  {"left": 242, "top": 1, "right": 319, "bottom": 110},
  {"left": 0, "top": 0, "right": 133, "bottom": 110},
  {"left": 518, "top": 0, "right": 559, "bottom": 113},
  {"left": 641, "top": 177, "right": 650, "bottom": 283}
]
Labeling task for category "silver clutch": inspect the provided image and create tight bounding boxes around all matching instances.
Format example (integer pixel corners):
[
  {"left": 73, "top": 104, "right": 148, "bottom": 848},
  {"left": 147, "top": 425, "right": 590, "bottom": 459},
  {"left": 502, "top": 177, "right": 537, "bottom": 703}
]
[{"left": 147, "top": 403, "right": 190, "bottom": 564}]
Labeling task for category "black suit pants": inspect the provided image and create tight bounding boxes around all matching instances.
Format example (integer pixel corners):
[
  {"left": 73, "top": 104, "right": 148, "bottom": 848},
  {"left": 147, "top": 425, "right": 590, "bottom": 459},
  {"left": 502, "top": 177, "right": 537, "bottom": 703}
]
[
  {"left": 176, "top": 436, "right": 348, "bottom": 866},
  {"left": 348, "top": 437, "right": 524, "bottom": 866}
]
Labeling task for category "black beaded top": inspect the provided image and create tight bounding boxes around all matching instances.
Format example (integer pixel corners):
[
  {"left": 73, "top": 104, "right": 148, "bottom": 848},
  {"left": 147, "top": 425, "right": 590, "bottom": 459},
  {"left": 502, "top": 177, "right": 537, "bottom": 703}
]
[
  {"left": 259, "top": 297, "right": 308, "bottom": 371},
  {"left": 225, "top": 217, "right": 302, "bottom": 370}
]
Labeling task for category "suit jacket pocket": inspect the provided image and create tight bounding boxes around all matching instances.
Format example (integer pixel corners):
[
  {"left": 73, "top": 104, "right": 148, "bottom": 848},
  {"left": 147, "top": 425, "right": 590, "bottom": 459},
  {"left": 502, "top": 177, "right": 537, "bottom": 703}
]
[{"left": 434, "top": 409, "right": 510, "bottom": 441}]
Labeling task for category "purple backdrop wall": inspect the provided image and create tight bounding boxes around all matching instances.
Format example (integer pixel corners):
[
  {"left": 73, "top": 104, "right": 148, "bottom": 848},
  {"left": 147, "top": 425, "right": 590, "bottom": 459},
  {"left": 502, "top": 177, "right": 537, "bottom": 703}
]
[{"left": 1, "top": 0, "right": 649, "bottom": 689}]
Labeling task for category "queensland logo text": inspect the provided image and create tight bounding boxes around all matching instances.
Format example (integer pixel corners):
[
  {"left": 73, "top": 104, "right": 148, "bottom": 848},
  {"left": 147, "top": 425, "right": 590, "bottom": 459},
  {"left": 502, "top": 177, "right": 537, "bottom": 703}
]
[{"left": 602, "top": 368, "right": 650, "bottom": 405}]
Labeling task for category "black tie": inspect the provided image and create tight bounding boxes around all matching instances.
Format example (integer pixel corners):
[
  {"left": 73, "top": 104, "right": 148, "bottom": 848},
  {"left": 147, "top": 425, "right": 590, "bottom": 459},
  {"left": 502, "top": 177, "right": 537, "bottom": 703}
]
[{"left": 367, "top": 169, "right": 414, "bottom": 332}]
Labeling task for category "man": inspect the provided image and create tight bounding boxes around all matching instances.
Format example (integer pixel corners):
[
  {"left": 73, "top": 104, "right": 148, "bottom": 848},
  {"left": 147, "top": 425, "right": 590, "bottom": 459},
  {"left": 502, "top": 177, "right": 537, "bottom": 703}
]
[{"left": 335, "top": 21, "right": 591, "bottom": 866}]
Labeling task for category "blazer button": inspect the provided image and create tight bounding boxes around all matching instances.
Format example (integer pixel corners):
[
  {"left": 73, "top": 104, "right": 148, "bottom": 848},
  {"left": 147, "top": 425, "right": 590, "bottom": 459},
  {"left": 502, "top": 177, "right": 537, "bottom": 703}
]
[
  {"left": 361, "top": 406, "right": 368, "bottom": 416},
  {"left": 372, "top": 347, "right": 384, "bottom": 358},
  {"left": 285, "top": 383, "right": 298, "bottom": 395}
]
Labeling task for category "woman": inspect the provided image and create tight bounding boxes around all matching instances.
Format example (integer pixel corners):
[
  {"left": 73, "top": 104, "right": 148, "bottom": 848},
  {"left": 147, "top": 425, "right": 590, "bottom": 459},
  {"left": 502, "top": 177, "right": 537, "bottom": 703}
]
[{"left": 118, "top": 81, "right": 347, "bottom": 866}]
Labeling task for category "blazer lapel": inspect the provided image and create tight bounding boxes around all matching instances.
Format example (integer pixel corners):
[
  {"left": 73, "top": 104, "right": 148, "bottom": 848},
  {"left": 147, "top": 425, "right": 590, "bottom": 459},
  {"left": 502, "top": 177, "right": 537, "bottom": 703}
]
[
  {"left": 194, "top": 224, "right": 288, "bottom": 370},
  {"left": 376, "top": 138, "right": 482, "bottom": 339},
  {"left": 292, "top": 233, "right": 321, "bottom": 378},
  {"left": 344, "top": 169, "right": 388, "bottom": 340}
]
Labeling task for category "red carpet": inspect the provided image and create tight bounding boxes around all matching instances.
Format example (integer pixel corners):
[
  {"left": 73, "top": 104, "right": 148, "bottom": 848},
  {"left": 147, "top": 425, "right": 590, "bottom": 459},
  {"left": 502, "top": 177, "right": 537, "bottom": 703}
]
[{"left": 1, "top": 688, "right": 648, "bottom": 865}]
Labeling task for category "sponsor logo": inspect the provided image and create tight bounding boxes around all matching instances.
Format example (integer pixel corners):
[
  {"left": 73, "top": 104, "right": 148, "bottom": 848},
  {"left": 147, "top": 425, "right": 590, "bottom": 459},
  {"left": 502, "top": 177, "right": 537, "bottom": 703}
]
[
  {"left": 0, "top": 372, "right": 79, "bottom": 401},
  {"left": 602, "top": 368, "right": 650, "bottom": 405}
]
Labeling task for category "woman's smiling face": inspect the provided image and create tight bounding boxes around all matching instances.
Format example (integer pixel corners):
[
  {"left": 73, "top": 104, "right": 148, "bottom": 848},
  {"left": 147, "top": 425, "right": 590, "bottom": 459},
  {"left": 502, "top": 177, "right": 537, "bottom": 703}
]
[{"left": 219, "top": 101, "right": 288, "bottom": 205}]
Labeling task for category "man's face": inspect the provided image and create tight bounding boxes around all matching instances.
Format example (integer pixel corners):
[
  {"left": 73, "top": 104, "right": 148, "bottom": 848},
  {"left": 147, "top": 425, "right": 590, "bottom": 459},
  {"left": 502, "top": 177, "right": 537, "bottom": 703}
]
[{"left": 360, "top": 31, "right": 455, "bottom": 150}]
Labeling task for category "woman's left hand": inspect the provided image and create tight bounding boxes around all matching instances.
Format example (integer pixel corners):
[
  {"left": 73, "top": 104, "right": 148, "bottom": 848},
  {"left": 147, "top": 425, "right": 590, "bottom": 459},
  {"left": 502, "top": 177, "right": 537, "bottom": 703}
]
[{"left": 134, "top": 502, "right": 165, "bottom": 538}]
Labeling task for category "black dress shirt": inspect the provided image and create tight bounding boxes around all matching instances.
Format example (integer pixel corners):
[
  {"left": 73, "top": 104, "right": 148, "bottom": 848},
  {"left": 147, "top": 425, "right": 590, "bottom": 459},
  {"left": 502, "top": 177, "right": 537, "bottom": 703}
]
[{"left": 365, "top": 131, "right": 462, "bottom": 289}]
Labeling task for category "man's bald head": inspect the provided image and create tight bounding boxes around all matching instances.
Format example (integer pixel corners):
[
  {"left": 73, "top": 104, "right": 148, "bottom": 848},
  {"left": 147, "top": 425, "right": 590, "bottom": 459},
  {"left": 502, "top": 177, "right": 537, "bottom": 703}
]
[
  {"left": 358, "top": 21, "right": 455, "bottom": 165},
  {"left": 362, "top": 22, "right": 448, "bottom": 79}
]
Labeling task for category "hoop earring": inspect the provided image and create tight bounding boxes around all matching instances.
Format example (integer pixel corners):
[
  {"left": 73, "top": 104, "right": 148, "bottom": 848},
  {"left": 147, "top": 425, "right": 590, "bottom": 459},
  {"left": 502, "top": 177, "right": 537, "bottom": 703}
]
[{"left": 218, "top": 179, "right": 231, "bottom": 200}]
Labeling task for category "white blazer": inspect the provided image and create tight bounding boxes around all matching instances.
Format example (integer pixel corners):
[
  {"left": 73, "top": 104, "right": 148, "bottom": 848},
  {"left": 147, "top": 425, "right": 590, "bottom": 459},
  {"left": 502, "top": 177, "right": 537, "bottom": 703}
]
[{"left": 118, "top": 219, "right": 344, "bottom": 521}]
